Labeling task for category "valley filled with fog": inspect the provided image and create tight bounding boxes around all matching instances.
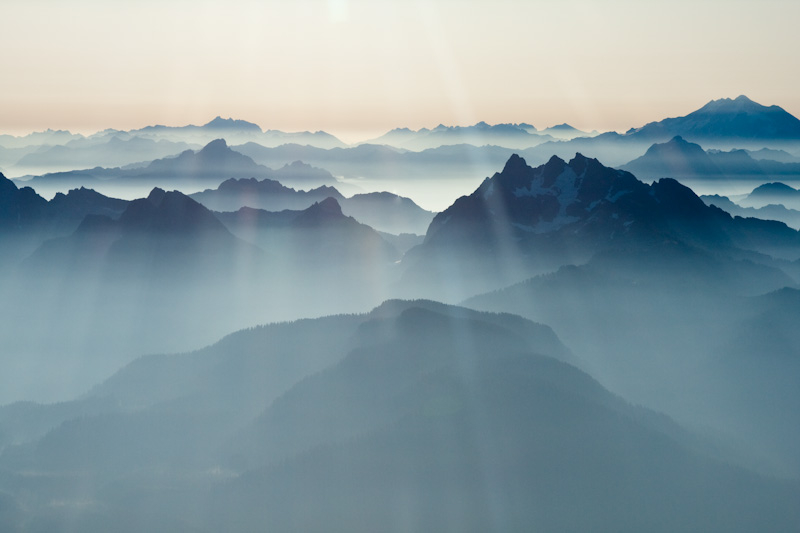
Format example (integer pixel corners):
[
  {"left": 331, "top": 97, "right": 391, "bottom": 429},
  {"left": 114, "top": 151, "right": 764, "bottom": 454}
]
[{"left": 2, "top": 96, "right": 800, "bottom": 531}]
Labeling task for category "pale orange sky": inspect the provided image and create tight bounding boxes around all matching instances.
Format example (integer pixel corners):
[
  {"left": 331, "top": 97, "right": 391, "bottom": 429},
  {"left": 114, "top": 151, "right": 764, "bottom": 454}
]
[{"left": 1, "top": 0, "right": 798, "bottom": 143}]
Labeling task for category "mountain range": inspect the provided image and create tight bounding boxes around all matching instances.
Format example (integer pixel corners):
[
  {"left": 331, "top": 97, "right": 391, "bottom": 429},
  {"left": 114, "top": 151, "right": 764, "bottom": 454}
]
[
  {"left": 509, "top": 96, "right": 800, "bottom": 168},
  {"left": 402, "top": 152, "right": 800, "bottom": 298},
  {"left": 20, "top": 138, "right": 272, "bottom": 195},
  {"left": 5, "top": 100, "right": 800, "bottom": 532},
  {"left": 0, "top": 118, "right": 347, "bottom": 180},
  {"left": 7, "top": 97, "right": 800, "bottom": 214}
]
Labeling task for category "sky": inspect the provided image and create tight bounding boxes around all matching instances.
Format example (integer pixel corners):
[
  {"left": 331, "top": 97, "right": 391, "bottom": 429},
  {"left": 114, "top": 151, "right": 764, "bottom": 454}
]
[{"left": 1, "top": 0, "right": 799, "bottom": 143}]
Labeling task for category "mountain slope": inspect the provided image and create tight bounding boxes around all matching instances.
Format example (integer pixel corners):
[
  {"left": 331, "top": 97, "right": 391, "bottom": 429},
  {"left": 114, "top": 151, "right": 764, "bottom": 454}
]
[
  {"left": 216, "top": 198, "right": 401, "bottom": 276},
  {"left": 464, "top": 249, "right": 800, "bottom": 478}
]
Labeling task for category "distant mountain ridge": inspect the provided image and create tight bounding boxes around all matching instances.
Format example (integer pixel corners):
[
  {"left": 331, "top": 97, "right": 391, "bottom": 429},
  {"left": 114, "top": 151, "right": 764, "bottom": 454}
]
[
  {"left": 193, "top": 175, "right": 435, "bottom": 235},
  {"left": 506, "top": 96, "right": 800, "bottom": 168},
  {"left": 0, "top": 118, "right": 347, "bottom": 179},
  {"left": 622, "top": 136, "right": 800, "bottom": 180},
  {"left": 16, "top": 139, "right": 344, "bottom": 199},
  {"left": 365, "top": 121, "right": 558, "bottom": 150},
  {"left": 740, "top": 181, "right": 800, "bottom": 209},
  {"left": 629, "top": 95, "right": 800, "bottom": 142},
  {"left": 127, "top": 116, "right": 346, "bottom": 148}
]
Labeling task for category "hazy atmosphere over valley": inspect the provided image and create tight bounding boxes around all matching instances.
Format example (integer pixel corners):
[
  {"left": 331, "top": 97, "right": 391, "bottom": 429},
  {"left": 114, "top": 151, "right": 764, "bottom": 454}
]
[{"left": 1, "top": 0, "right": 800, "bottom": 531}]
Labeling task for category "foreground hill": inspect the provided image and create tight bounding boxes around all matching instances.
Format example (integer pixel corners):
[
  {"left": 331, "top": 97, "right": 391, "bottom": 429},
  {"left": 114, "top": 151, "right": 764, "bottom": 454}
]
[{"left": 2, "top": 300, "right": 796, "bottom": 532}]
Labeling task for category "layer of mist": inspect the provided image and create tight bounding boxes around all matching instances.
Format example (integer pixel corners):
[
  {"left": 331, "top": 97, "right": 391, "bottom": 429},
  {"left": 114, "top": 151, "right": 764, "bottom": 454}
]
[{"left": 3, "top": 96, "right": 800, "bottom": 531}]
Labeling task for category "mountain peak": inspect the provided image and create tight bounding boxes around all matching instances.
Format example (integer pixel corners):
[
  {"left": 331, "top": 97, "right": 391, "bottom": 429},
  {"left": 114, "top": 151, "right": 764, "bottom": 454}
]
[
  {"left": 698, "top": 95, "right": 767, "bottom": 114},
  {"left": 567, "top": 153, "right": 593, "bottom": 174},
  {"left": 631, "top": 95, "right": 800, "bottom": 140},
  {"left": 569, "top": 152, "right": 590, "bottom": 164},
  {"left": 0, "top": 172, "right": 19, "bottom": 194},
  {"left": 291, "top": 197, "right": 346, "bottom": 227},
  {"left": 547, "top": 123, "right": 577, "bottom": 131},
  {"left": 503, "top": 153, "right": 529, "bottom": 173},
  {"left": 312, "top": 196, "right": 343, "bottom": 216},
  {"left": 199, "top": 138, "right": 229, "bottom": 154},
  {"left": 147, "top": 187, "right": 167, "bottom": 206},
  {"left": 203, "top": 116, "right": 262, "bottom": 131}
]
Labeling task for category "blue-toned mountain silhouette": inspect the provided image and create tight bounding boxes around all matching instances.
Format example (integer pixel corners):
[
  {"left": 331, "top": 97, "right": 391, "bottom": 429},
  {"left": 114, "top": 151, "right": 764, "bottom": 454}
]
[
  {"left": 403, "top": 153, "right": 800, "bottom": 296},
  {"left": 518, "top": 96, "right": 800, "bottom": 167}
]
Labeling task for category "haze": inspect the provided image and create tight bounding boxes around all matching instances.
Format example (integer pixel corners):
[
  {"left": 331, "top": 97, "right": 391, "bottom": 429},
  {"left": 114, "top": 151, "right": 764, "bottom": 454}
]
[{"left": 2, "top": 0, "right": 799, "bottom": 141}]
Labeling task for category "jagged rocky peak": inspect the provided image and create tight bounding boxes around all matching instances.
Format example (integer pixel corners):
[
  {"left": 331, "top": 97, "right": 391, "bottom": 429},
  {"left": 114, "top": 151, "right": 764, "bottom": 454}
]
[
  {"left": 426, "top": 153, "right": 656, "bottom": 244},
  {"left": 147, "top": 187, "right": 168, "bottom": 206},
  {"left": 308, "top": 196, "right": 343, "bottom": 216},
  {"left": 291, "top": 197, "right": 346, "bottom": 228},
  {"left": 0, "top": 172, "right": 19, "bottom": 193}
]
